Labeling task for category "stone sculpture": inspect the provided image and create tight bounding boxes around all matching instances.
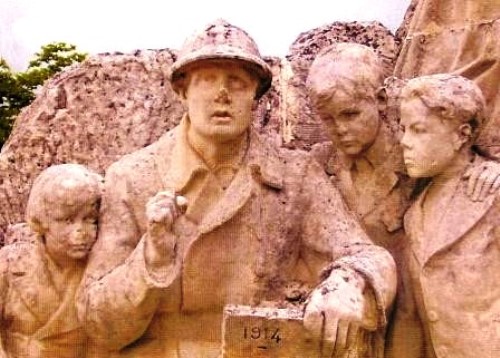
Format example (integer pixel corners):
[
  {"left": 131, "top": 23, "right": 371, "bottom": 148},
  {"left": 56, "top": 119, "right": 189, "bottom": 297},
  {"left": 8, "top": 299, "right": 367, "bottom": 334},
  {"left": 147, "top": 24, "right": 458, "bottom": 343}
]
[
  {"left": 399, "top": 74, "right": 500, "bottom": 358},
  {"left": 0, "top": 20, "right": 400, "bottom": 239},
  {"left": 306, "top": 43, "right": 500, "bottom": 357},
  {"left": 77, "top": 20, "right": 397, "bottom": 358},
  {"left": 306, "top": 43, "right": 419, "bottom": 357},
  {"left": 0, "top": 164, "right": 103, "bottom": 358},
  {"left": 307, "top": 43, "right": 412, "bottom": 254},
  {"left": 395, "top": 0, "right": 500, "bottom": 157}
]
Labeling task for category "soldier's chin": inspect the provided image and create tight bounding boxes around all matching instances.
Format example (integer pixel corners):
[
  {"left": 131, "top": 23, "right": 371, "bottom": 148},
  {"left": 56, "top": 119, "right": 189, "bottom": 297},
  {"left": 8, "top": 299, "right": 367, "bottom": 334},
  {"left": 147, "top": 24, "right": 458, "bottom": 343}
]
[
  {"left": 67, "top": 249, "right": 90, "bottom": 260},
  {"left": 211, "top": 128, "right": 247, "bottom": 143}
]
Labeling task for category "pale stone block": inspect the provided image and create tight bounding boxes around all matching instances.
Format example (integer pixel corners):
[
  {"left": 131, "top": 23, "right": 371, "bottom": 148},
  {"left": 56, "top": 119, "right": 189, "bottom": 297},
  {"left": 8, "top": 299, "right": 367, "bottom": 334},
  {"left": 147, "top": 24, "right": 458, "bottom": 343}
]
[{"left": 222, "top": 304, "right": 319, "bottom": 358}]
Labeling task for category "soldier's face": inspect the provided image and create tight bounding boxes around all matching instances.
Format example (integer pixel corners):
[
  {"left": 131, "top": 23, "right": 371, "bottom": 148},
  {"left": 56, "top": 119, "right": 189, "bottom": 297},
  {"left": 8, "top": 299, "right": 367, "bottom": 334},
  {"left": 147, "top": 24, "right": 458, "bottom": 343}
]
[
  {"left": 184, "top": 61, "right": 258, "bottom": 143},
  {"left": 400, "top": 97, "right": 462, "bottom": 178},
  {"left": 316, "top": 90, "right": 380, "bottom": 157},
  {"left": 43, "top": 192, "right": 99, "bottom": 262}
]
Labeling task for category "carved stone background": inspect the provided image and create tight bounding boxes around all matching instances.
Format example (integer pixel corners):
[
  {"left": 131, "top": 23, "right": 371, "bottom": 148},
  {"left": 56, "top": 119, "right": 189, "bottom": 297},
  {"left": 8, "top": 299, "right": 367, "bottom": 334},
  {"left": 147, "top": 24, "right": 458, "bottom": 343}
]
[
  {"left": 282, "top": 21, "right": 397, "bottom": 149},
  {"left": 0, "top": 50, "right": 182, "bottom": 235},
  {"left": 0, "top": 20, "right": 399, "bottom": 237},
  {"left": 2, "top": 0, "right": 498, "bottom": 238}
]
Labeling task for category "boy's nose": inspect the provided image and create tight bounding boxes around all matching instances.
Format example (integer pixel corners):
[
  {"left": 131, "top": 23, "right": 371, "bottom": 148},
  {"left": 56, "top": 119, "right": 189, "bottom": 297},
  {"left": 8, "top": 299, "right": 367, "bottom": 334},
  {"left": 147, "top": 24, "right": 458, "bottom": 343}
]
[
  {"left": 400, "top": 132, "right": 412, "bottom": 149},
  {"left": 336, "top": 123, "right": 348, "bottom": 136}
]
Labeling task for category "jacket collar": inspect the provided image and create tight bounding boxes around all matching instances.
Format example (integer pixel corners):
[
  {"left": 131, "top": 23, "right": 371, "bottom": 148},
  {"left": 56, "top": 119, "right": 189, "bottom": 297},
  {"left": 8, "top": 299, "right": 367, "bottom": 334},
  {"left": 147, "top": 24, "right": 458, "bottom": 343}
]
[
  {"left": 156, "top": 114, "right": 283, "bottom": 193},
  {"left": 9, "top": 241, "right": 84, "bottom": 338},
  {"left": 405, "top": 155, "right": 496, "bottom": 265}
]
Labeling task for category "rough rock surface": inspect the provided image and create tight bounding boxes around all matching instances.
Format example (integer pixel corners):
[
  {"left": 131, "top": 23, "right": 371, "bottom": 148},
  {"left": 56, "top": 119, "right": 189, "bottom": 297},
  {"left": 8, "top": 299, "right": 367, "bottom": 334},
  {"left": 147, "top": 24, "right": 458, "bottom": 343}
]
[
  {"left": 282, "top": 21, "right": 397, "bottom": 149},
  {"left": 394, "top": 0, "right": 420, "bottom": 58},
  {"left": 394, "top": 0, "right": 500, "bottom": 158},
  {"left": 0, "top": 21, "right": 397, "bottom": 237},
  {"left": 0, "top": 50, "right": 178, "bottom": 236}
]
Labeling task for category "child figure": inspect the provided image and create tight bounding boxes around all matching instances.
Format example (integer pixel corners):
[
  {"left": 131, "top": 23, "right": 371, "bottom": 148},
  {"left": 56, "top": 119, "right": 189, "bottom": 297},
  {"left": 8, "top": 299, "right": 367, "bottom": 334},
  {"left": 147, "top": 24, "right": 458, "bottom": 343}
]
[
  {"left": 0, "top": 164, "right": 103, "bottom": 358},
  {"left": 400, "top": 74, "right": 500, "bottom": 358},
  {"left": 306, "top": 44, "right": 500, "bottom": 357}
]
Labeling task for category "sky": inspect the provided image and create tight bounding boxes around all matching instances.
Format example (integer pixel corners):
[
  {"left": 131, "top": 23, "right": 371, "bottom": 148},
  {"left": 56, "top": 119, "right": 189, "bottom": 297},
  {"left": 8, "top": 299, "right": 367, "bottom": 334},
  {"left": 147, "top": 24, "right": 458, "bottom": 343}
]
[{"left": 0, "top": 0, "right": 411, "bottom": 71}]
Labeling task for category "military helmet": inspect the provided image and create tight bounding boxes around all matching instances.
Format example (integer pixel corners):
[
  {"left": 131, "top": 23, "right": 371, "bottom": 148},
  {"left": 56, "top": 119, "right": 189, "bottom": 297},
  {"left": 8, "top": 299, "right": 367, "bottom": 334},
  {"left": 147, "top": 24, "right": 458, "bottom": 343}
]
[{"left": 170, "top": 19, "right": 272, "bottom": 99}]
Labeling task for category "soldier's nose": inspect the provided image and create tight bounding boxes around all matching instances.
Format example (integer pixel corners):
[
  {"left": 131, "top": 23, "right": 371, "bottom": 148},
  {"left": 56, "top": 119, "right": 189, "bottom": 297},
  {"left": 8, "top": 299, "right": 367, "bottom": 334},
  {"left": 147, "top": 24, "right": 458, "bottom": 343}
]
[{"left": 215, "top": 86, "right": 230, "bottom": 103}]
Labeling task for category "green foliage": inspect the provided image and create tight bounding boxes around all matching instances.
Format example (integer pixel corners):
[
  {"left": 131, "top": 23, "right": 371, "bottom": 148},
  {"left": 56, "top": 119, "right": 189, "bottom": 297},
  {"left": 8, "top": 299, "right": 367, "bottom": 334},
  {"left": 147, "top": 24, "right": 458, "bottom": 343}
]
[
  {"left": 21, "top": 42, "right": 87, "bottom": 92},
  {"left": 0, "top": 42, "right": 87, "bottom": 148},
  {"left": 0, "top": 59, "right": 32, "bottom": 146}
]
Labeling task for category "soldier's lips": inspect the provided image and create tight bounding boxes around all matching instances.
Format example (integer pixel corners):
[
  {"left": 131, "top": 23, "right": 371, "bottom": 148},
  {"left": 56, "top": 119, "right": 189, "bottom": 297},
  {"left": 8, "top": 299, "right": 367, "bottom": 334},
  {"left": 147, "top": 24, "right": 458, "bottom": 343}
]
[
  {"left": 69, "top": 245, "right": 90, "bottom": 253},
  {"left": 211, "top": 111, "right": 232, "bottom": 122}
]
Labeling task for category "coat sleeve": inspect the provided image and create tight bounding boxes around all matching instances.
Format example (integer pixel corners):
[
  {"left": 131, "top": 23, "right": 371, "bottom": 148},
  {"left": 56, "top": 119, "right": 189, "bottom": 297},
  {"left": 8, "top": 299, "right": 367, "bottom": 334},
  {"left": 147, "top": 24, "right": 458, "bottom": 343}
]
[
  {"left": 299, "top": 154, "right": 397, "bottom": 327},
  {"left": 77, "top": 162, "right": 180, "bottom": 350}
]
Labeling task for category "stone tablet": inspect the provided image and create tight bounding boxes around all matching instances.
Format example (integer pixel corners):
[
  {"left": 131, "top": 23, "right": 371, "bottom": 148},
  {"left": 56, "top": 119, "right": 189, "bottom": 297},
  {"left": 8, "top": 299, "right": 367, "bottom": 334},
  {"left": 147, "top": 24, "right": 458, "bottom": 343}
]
[{"left": 222, "top": 305, "right": 318, "bottom": 358}]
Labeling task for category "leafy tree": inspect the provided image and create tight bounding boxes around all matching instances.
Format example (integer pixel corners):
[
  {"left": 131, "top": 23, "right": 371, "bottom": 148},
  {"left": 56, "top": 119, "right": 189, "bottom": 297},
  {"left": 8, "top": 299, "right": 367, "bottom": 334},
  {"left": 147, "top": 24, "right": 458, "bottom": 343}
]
[
  {"left": 18, "top": 42, "right": 87, "bottom": 92},
  {"left": 0, "top": 43, "right": 87, "bottom": 147},
  {"left": 0, "top": 59, "right": 32, "bottom": 146}
]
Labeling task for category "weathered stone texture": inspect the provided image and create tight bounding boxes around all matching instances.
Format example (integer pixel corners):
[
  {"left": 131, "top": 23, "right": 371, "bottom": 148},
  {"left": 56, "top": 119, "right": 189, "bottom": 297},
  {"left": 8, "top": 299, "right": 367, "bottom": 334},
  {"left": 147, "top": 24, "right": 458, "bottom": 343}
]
[
  {"left": 394, "top": 0, "right": 419, "bottom": 58},
  {"left": 0, "top": 21, "right": 396, "bottom": 236},
  {"left": 222, "top": 305, "right": 317, "bottom": 358},
  {"left": 394, "top": 0, "right": 500, "bottom": 157},
  {"left": 0, "top": 49, "right": 183, "bottom": 235},
  {"left": 282, "top": 21, "right": 397, "bottom": 149}
]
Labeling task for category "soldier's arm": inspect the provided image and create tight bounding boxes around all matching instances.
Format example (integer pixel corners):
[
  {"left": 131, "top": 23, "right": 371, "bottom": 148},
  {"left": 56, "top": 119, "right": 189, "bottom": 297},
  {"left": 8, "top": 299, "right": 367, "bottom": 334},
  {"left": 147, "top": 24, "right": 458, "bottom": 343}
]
[{"left": 78, "top": 164, "right": 180, "bottom": 351}]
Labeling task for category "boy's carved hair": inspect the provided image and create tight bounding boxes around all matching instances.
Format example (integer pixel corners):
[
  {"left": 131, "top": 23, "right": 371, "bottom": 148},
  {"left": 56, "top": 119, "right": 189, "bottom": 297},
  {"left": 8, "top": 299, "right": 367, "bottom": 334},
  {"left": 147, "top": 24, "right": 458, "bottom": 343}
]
[{"left": 26, "top": 164, "right": 104, "bottom": 234}]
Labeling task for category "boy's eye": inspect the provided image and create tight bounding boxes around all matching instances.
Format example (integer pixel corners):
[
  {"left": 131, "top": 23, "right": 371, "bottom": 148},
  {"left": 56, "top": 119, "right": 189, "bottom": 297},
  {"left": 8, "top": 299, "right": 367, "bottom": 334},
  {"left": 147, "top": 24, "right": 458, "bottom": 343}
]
[
  {"left": 341, "top": 110, "right": 360, "bottom": 118},
  {"left": 412, "top": 126, "right": 427, "bottom": 134},
  {"left": 321, "top": 115, "right": 334, "bottom": 123}
]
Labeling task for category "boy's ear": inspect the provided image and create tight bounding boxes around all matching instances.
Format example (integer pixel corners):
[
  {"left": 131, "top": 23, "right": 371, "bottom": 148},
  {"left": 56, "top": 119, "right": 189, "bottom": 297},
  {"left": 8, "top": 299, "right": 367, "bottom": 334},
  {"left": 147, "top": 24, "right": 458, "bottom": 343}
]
[
  {"left": 456, "top": 123, "right": 473, "bottom": 149},
  {"left": 376, "top": 87, "right": 388, "bottom": 113},
  {"left": 28, "top": 217, "right": 46, "bottom": 236}
]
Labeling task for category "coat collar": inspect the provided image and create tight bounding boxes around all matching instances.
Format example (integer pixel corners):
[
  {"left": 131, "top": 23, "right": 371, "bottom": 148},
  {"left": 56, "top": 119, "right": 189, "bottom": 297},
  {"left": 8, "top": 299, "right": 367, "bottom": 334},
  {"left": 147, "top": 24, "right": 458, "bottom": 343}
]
[
  {"left": 155, "top": 115, "right": 284, "bottom": 193},
  {"left": 154, "top": 115, "right": 284, "bottom": 236},
  {"left": 325, "top": 127, "right": 405, "bottom": 218},
  {"left": 405, "top": 156, "right": 497, "bottom": 265},
  {"left": 8, "top": 241, "right": 84, "bottom": 338}
]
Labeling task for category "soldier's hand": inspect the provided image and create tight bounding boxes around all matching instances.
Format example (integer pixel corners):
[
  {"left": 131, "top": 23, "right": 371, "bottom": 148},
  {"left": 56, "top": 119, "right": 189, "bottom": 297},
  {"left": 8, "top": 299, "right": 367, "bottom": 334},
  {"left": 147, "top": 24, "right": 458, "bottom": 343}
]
[
  {"left": 145, "top": 191, "right": 187, "bottom": 268},
  {"left": 303, "top": 269, "right": 377, "bottom": 357}
]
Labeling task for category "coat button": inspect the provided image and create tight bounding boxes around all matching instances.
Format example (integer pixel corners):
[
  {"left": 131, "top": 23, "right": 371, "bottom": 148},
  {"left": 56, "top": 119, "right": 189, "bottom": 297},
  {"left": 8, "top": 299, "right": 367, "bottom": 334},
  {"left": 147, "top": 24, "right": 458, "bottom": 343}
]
[{"left": 428, "top": 310, "right": 439, "bottom": 322}]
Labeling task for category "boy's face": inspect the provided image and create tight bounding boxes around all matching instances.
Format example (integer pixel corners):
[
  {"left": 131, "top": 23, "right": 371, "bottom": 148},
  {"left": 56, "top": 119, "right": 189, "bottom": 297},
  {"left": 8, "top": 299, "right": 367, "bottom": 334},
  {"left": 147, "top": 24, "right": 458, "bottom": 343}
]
[
  {"left": 316, "top": 90, "right": 380, "bottom": 158},
  {"left": 184, "top": 60, "right": 258, "bottom": 143},
  {"left": 400, "top": 97, "right": 461, "bottom": 178},
  {"left": 43, "top": 191, "right": 99, "bottom": 262}
]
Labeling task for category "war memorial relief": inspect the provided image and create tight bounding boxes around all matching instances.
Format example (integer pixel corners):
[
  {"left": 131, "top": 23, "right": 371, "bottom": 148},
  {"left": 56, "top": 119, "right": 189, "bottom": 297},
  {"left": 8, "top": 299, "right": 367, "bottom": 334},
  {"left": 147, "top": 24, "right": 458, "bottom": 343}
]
[{"left": 0, "top": 1, "right": 499, "bottom": 357}]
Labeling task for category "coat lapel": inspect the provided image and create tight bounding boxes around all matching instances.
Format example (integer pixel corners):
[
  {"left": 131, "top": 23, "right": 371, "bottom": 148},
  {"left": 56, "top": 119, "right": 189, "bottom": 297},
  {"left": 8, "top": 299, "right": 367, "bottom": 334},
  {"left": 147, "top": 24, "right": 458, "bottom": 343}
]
[
  {"left": 33, "top": 268, "right": 84, "bottom": 339},
  {"left": 198, "top": 166, "right": 253, "bottom": 235},
  {"left": 8, "top": 243, "right": 60, "bottom": 325},
  {"left": 423, "top": 181, "right": 495, "bottom": 264},
  {"left": 153, "top": 120, "right": 284, "bottom": 239},
  {"left": 198, "top": 129, "right": 284, "bottom": 234},
  {"left": 404, "top": 189, "right": 427, "bottom": 267}
]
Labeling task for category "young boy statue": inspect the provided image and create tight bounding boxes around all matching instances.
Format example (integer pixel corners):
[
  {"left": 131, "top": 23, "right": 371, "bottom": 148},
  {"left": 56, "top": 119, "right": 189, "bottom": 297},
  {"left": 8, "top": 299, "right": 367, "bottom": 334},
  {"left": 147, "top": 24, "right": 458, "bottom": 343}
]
[
  {"left": 0, "top": 164, "right": 103, "bottom": 358},
  {"left": 400, "top": 74, "right": 500, "bottom": 358},
  {"left": 306, "top": 43, "right": 500, "bottom": 357}
]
